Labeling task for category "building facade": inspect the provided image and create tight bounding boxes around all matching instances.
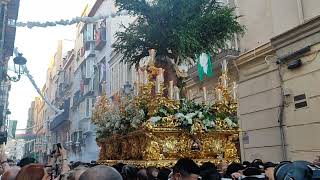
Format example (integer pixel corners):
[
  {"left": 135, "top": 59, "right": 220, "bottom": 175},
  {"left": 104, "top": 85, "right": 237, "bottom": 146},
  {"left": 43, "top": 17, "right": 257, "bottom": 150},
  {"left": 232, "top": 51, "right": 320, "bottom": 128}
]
[
  {"left": 270, "top": 16, "right": 320, "bottom": 161},
  {"left": 0, "top": 0, "right": 20, "bottom": 144},
  {"left": 67, "top": 0, "right": 134, "bottom": 162},
  {"left": 185, "top": 0, "right": 320, "bottom": 162}
]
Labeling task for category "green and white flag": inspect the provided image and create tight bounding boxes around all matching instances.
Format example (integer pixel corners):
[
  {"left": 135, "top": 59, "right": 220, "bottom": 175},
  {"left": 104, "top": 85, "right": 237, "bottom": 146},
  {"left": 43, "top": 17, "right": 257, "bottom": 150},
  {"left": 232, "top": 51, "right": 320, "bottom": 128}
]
[{"left": 196, "top": 53, "right": 213, "bottom": 81}]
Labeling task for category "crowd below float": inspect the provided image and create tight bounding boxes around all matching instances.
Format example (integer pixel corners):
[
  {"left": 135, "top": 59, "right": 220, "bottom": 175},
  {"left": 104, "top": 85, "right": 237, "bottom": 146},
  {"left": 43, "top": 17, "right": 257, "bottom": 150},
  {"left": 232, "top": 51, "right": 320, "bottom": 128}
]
[{"left": 0, "top": 146, "right": 319, "bottom": 180}]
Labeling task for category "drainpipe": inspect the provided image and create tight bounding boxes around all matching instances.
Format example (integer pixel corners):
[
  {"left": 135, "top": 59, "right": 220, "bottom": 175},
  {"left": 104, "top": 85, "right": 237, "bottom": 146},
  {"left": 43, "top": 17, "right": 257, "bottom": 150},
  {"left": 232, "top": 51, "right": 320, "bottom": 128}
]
[
  {"left": 277, "top": 63, "right": 288, "bottom": 161},
  {"left": 296, "top": 0, "right": 304, "bottom": 24}
]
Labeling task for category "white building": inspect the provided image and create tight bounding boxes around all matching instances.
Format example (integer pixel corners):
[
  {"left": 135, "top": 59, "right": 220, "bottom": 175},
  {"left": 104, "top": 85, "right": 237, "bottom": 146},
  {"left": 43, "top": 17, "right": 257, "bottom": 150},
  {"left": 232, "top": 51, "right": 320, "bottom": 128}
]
[{"left": 6, "top": 139, "right": 25, "bottom": 160}]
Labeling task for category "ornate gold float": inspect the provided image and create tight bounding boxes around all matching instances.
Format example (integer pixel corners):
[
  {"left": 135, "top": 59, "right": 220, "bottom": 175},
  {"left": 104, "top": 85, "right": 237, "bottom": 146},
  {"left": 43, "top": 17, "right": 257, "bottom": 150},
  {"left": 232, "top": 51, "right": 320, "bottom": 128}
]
[{"left": 93, "top": 52, "right": 240, "bottom": 167}]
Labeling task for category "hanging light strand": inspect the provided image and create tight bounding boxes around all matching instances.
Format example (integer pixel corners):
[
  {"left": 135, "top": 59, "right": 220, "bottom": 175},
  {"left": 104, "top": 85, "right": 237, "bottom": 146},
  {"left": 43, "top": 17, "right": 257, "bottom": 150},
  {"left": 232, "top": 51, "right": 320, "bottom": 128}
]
[{"left": 15, "top": 10, "right": 129, "bottom": 29}]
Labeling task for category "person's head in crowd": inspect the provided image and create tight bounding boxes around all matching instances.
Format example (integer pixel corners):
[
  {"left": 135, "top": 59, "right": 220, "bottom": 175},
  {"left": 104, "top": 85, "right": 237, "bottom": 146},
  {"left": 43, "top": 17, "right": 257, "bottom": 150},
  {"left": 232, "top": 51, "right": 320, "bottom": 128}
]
[
  {"left": 64, "top": 166, "right": 88, "bottom": 180},
  {"left": 15, "top": 164, "right": 51, "bottom": 180},
  {"left": 79, "top": 165, "right": 122, "bottom": 180},
  {"left": 121, "top": 165, "right": 138, "bottom": 180},
  {"left": 250, "top": 161, "right": 264, "bottom": 171},
  {"left": 113, "top": 163, "right": 125, "bottom": 173},
  {"left": 274, "top": 161, "right": 316, "bottom": 180},
  {"left": 243, "top": 161, "right": 251, "bottom": 168},
  {"left": 252, "top": 159, "right": 263, "bottom": 164},
  {"left": 263, "top": 162, "right": 276, "bottom": 180},
  {"left": 200, "top": 162, "right": 220, "bottom": 180},
  {"left": 147, "top": 166, "right": 159, "bottom": 180},
  {"left": 242, "top": 167, "right": 264, "bottom": 180},
  {"left": 90, "top": 160, "right": 97, "bottom": 164},
  {"left": 171, "top": 158, "right": 200, "bottom": 180},
  {"left": 217, "top": 162, "right": 228, "bottom": 175},
  {"left": 70, "top": 161, "right": 87, "bottom": 169},
  {"left": 17, "top": 157, "right": 36, "bottom": 168},
  {"left": 1, "top": 166, "right": 20, "bottom": 180},
  {"left": 224, "top": 163, "right": 244, "bottom": 178},
  {"left": 314, "top": 156, "right": 320, "bottom": 166},
  {"left": 158, "top": 168, "right": 172, "bottom": 180},
  {"left": 136, "top": 169, "right": 148, "bottom": 180}
]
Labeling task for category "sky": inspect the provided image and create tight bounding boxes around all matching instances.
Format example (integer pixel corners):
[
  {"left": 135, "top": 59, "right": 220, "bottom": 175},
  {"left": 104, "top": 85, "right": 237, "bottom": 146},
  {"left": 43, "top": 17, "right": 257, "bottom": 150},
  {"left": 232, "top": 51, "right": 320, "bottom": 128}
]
[{"left": 8, "top": 0, "right": 90, "bottom": 132}]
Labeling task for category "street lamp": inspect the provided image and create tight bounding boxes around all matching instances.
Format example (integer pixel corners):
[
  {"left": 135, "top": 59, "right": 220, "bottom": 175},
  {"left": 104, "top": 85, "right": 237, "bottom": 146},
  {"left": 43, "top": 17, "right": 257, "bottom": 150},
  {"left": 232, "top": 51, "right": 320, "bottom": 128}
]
[{"left": 7, "top": 53, "right": 27, "bottom": 82}]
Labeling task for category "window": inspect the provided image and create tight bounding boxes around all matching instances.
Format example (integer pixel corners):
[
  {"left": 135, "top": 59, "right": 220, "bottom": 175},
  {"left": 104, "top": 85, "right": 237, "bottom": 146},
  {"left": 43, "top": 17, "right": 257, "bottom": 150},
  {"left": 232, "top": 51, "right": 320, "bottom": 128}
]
[{"left": 294, "top": 93, "right": 307, "bottom": 109}]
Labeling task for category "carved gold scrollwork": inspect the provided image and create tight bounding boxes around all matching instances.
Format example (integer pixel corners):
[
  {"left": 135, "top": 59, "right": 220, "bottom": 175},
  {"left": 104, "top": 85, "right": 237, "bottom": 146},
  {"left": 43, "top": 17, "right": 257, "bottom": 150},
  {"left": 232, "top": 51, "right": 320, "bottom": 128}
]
[{"left": 97, "top": 128, "right": 240, "bottom": 167}]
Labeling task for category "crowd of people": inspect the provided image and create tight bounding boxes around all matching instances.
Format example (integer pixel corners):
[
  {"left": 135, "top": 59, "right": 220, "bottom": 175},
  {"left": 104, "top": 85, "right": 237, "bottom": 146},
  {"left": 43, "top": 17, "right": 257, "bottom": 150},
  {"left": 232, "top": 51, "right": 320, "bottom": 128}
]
[{"left": 0, "top": 145, "right": 319, "bottom": 180}]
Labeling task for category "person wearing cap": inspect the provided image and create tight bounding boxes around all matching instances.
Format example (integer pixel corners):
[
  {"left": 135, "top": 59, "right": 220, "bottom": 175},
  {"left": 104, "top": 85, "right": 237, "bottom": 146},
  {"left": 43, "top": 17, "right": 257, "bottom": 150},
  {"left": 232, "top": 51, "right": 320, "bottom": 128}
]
[{"left": 241, "top": 166, "right": 265, "bottom": 180}]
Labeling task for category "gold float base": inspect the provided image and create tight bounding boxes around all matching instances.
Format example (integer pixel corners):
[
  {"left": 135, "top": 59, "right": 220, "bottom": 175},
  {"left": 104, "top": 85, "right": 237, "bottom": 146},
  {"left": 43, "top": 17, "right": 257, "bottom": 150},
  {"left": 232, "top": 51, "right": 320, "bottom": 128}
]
[
  {"left": 97, "top": 127, "right": 240, "bottom": 168},
  {"left": 98, "top": 158, "right": 239, "bottom": 168}
]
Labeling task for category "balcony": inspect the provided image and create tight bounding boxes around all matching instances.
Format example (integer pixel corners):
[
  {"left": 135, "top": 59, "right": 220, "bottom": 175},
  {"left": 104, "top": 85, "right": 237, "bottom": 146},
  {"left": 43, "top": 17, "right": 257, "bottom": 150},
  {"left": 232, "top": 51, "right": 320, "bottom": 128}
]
[
  {"left": 4, "top": 0, "right": 20, "bottom": 57},
  {"left": 95, "top": 24, "right": 106, "bottom": 50},
  {"left": 50, "top": 99, "right": 70, "bottom": 131}
]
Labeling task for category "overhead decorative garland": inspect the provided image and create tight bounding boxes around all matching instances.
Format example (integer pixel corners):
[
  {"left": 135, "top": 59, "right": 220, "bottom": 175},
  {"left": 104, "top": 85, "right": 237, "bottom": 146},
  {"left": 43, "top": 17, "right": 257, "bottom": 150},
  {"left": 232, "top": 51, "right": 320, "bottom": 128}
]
[
  {"left": 22, "top": 65, "right": 64, "bottom": 114},
  {"left": 15, "top": 11, "right": 129, "bottom": 29}
]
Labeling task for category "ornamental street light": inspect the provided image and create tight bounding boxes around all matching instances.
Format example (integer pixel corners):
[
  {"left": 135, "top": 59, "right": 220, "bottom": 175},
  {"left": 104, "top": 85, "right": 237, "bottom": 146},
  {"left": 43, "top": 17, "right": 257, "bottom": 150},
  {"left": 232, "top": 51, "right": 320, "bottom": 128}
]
[{"left": 7, "top": 53, "right": 27, "bottom": 82}]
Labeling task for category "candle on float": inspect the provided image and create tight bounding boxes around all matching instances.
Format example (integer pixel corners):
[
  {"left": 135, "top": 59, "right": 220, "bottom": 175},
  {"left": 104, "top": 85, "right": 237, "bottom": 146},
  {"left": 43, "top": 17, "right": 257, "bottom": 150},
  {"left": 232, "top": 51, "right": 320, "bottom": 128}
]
[
  {"left": 222, "top": 74, "right": 228, "bottom": 88},
  {"left": 174, "top": 86, "right": 180, "bottom": 100},
  {"left": 135, "top": 70, "right": 139, "bottom": 85},
  {"left": 203, "top": 86, "right": 207, "bottom": 103},
  {"left": 169, "top": 81, "right": 174, "bottom": 99},
  {"left": 158, "top": 68, "right": 164, "bottom": 83},
  {"left": 232, "top": 81, "right": 237, "bottom": 100},
  {"left": 216, "top": 88, "right": 222, "bottom": 101},
  {"left": 143, "top": 69, "right": 148, "bottom": 84},
  {"left": 138, "top": 69, "right": 143, "bottom": 84},
  {"left": 221, "top": 59, "right": 228, "bottom": 73},
  {"left": 135, "top": 71, "right": 140, "bottom": 95},
  {"left": 135, "top": 82, "right": 139, "bottom": 95},
  {"left": 149, "top": 49, "right": 156, "bottom": 65},
  {"left": 155, "top": 75, "right": 161, "bottom": 94}
]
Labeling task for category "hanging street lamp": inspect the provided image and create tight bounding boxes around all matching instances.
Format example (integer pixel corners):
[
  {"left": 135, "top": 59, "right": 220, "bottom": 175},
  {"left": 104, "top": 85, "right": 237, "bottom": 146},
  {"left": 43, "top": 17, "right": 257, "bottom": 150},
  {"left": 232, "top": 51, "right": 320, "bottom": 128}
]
[{"left": 7, "top": 53, "right": 27, "bottom": 82}]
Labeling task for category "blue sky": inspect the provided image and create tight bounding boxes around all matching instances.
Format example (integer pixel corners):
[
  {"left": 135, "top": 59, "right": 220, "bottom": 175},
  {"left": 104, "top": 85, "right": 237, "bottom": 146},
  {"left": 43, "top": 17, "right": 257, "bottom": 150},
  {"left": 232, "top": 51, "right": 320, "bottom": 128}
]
[{"left": 8, "top": 0, "right": 90, "bottom": 131}]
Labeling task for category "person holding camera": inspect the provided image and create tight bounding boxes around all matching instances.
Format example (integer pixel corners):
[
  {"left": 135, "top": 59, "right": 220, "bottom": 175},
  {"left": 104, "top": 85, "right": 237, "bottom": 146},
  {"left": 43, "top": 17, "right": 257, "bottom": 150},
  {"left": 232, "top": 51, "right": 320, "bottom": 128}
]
[{"left": 49, "top": 143, "right": 70, "bottom": 179}]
